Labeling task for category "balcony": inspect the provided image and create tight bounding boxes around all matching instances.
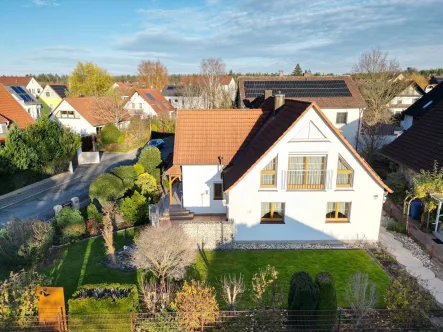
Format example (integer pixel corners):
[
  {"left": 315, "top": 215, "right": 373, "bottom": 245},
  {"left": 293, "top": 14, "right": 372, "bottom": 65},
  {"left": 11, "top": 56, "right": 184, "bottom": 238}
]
[{"left": 281, "top": 170, "right": 332, "bottom": 190}]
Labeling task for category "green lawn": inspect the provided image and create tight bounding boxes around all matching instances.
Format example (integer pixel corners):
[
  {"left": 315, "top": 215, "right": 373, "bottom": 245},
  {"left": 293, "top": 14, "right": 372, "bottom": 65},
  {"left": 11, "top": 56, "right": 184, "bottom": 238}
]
[
  {"left": 44, "top": 229, "right": 141, "bottom": 301},
  {"left": 191, "top": 250, "right": 390, "bottom": 308}
]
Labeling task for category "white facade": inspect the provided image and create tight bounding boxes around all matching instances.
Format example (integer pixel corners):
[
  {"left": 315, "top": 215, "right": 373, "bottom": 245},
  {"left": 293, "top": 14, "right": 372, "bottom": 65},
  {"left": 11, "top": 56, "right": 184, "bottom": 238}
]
[
  {"left": 124, "top": 92, "right": 159, "bottom": 117},
  {"left": 26, "top": 78, "right": 43, "bottom": 97},
  {"left": 10, "top": 94, "right": 41, "bottom": 120},
  {"left": 179, "top": 106, "right": 386, "bottom": 242},
  {"left": 322, "top": 107, "right": 362, "bottom": 148},
  {"left": 50, "top": 100, "right": 99, "bottom": 135},
  {"left": 388, "top": 84, "right": 423, "bottom": 115}
]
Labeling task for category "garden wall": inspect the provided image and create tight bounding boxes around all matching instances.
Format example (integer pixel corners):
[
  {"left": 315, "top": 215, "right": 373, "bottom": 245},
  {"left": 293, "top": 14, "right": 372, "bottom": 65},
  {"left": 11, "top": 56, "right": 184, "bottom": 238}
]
[{"left": 179, "top": 221, "right": 234, "bottom": 250}]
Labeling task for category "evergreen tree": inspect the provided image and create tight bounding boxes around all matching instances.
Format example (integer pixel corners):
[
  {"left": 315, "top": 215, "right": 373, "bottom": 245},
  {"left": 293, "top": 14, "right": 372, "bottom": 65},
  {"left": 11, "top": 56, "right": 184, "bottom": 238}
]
[{"left": 292, "top": 63, "right": 303, "bottom": 76}]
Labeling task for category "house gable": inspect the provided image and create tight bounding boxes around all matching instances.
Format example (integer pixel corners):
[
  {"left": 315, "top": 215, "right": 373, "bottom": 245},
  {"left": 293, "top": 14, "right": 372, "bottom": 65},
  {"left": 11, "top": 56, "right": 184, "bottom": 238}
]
[{"left": 291, "top": 120, "right": 327, "bottom": 142}]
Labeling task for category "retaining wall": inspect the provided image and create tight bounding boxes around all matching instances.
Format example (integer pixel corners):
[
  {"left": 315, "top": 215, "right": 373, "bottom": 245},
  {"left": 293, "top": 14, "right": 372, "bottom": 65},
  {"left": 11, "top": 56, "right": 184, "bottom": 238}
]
[{"left": 179, "top": 221, "right": 235, "bottom": 250}]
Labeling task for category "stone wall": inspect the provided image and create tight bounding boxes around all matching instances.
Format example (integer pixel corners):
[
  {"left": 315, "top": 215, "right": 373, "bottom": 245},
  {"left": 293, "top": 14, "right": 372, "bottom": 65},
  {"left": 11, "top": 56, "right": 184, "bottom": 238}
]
[{"left": 179, "top": 221, "right": 235, "bottom": 250}]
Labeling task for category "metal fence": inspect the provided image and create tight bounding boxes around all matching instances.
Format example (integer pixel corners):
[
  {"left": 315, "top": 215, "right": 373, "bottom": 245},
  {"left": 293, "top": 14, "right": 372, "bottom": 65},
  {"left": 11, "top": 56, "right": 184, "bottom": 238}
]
[{"left": 2, "top": 309, "right": 442, "bottom": 332}]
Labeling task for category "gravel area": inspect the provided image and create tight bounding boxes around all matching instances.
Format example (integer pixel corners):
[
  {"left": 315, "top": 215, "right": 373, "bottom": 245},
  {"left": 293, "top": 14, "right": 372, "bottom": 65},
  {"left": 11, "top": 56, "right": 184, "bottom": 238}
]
[
  {"left": 216, "top": 241, "right": 377, "bottom": 251},
  {"left": 393, "top": 232, "right": 434, "bottom": 268}
]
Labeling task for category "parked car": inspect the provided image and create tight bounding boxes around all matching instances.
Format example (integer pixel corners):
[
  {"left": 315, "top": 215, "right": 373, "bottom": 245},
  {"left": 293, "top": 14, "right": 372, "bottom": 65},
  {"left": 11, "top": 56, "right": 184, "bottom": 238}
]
[{"left": 147, "top": 139, "right": 165, "bottom": 149}]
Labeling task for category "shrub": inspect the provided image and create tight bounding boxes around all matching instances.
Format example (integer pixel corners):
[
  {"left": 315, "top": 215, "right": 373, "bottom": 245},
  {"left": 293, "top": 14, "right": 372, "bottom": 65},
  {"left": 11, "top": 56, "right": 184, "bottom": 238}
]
[
  {"left": 138, "top": 146, "right": 162, "bottom": 182},
  {"left": 315, "top": 272, "right": 337, "bottom": 330},
  {"left": 89, "top": 173, "right": 126, "bottom": 205},
  {"left": 384, "top": 271, "right": 436, "bottom": 323},
  {"left": 385, "top": 171, "right": 408, "bottom": 204},
  {"left": 288, "top": 271, "right": 319, "bottom": 329},
  {"left": 345, "top": 272, "right": 377, "bottom": 326},
  {"left": 386, "top": 221, "right": 407, "bottom": 234},
  {"left": 251, "top": 265, "right": 281, "bottom": 309},
  {"left": 100, "top": 123, "right": 121, "bottom": 144},
  {"left": 52, "top": 207, "right": 84, "bottom": 231},
  {"left": 136, "top": 173, "right": 158, "bottom": 197},
  {"left": 133, "top": 163, "right": 145, "bottom": 176},
  {"left": 119, "top": 191, "right": 149, "bottom": 225},
  {"left": 62, "top": 222, "right": 86, "bottom": 243},
  {"left": 87, "top": 203, "right": 103, "bottom": 223},
  {"left": 117, "top": 133, "right": 125, "bottom": 144},
  {"left": 0, "top": 218, "right": 53, "bottom": 268},
  {"left": 111, "top": 165, "right": 138, "bottom": 189},
  {"left": 172, "top": 280, "right": 219, "bottom": 331},
  {"left": 86, "top": 219, "right": 100, "bottom": 236}
]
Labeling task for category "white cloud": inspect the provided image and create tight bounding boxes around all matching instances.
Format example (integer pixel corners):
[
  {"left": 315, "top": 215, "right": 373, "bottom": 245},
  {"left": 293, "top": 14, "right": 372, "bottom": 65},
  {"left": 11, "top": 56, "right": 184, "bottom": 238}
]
[{"left": 32, "top": 0, "right": 60, "bottom": 7}]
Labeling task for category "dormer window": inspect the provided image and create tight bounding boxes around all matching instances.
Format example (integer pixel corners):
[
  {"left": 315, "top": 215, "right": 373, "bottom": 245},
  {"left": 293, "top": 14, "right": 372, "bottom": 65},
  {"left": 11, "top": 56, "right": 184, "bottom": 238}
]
[
  {"left": 337, "top": 156, "right": 353, "bottom": 187},
  {"left": 260, "top": 157, "right": 277, "bottom": 188}
]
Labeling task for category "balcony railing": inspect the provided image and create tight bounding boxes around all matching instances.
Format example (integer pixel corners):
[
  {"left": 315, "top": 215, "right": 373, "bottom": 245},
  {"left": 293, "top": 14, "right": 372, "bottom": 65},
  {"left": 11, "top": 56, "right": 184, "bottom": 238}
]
[{"left": 282, "top": 170, "right": 332, "bottom": 190}]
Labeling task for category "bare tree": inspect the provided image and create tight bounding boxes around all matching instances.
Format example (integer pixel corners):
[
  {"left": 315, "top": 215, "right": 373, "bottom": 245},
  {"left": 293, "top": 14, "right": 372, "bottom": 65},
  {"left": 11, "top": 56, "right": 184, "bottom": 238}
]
[
  {"left": 90, "top": 89, "right": 128, "bottom": 126},
  {"left": 353, "top": 48, "right": 407, "bottom": 126},
  {"left": 102, "top": 203, "right": 118, "bottom": 267},
  {"left": 355, "top": 123, "right": 389, "bottom": 165},
  {"left": 220, "top": 273, "right": 245, "bottom": 310},
  {"left": 132, "top": 225, "right": 195, "bottom": 290},
  {"left": 345, "top": 272, "right": 378, "bottom": 326},
  {"left": 200, "top": 58, "right": 232, "bottom": 109},
  {"left": 138, "top": 274, "right": 175, "bottom": 312},
  {"left": 178, "top": 83, "right": 206, "bottom": 108},
  {"left": 137, "top": 60, "right": 169, "bottom": 90}
]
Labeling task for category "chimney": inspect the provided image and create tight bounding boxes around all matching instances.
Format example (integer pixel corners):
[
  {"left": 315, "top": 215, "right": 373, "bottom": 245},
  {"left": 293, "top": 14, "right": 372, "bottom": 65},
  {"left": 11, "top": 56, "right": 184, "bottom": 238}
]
[
  {"left": 274, "top": 91, "right": 285, "bottom": 112},
  {"left": 264, "top": 89, "right": 272, "bottom": 99},
  {"left": 279, "top": 70, "right": 284, "bottom": 77}
]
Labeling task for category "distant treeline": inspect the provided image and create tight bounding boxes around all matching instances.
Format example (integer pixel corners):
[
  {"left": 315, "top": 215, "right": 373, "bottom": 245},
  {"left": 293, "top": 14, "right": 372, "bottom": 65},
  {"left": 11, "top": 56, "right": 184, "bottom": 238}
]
[{"left": 406, "top": 67, "right": 443, "bottom": 76}]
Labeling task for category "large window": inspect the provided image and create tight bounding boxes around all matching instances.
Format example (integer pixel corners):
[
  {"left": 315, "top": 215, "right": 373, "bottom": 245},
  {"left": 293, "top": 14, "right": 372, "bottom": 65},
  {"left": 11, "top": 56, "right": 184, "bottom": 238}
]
[
  {"left": 57, "top": 110, "right": 79, "bottom": 119},
  {"left": 336, "top": 112, "right": 348, "bottom": 124},
  {"left": 213, "top": 183, "right": 223, "bottom": 200},
  {"left": 326, "top": 202, "right": 351, "bottom": 223},
  {"left": 287, "top": 155, "right": 326, "bottom": 189},
  {"left": 261, "top": 202, "right": 285, "bottom": 223},
  {"left": 336, "top": 156, "right": 353, "bottom": 187},
  {"left": 260, "top": 157, "right": 277, "bottom": 188}
]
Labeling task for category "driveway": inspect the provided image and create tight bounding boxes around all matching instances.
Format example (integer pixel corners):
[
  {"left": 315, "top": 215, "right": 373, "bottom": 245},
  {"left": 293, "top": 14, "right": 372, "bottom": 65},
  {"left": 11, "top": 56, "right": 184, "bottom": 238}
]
[{"left": 0, "top": 150, "right": 137, "bottom": 225}]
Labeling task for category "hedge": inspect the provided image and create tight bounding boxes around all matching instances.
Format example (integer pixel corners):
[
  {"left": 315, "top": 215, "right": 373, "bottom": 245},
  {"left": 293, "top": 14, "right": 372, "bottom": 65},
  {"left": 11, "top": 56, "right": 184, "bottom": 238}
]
[
  {"left": 89, "top": 173, "right": 126, "bottom": 205},
  {"left": 111, "top": 165, "right": 137, "bottom": 189},
  {"left": 68, "top": 283, "right": 138, "bottom": 332},
  {"left": 100, "top": 123, "right": 121, "bottom": 144},
  {"left": 138, "top": 146, "right": 162, "bottom": 182}
]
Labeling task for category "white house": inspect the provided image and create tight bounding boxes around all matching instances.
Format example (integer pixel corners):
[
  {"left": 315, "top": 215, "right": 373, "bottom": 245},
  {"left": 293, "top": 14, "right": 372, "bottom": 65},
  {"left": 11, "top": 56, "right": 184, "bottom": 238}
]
[
  {"left": 167, "top": 96, "right": 391, "bottom": 242},
  {"left": 112, "top": 82, "right": 134, "bottom": 100},
  {"left": 161, "top": 85, "right": 206, "bottom": 109},
  {"left": 125, "top": 89, "right": 175, "bottom": 117},
  {"left": 238, "top": 76, "right": 367, "bottom": 149},
  {"left": 50, "top": 97, "right": 129, "bottom": 136},
  {"left": 0, "top": 76, "right": 43, "bottom": 97},
  {"left": 3, "top": 85, "right": 42, "bottom": 120},
  {"left": 388, "top": 80, "right": 424, "bottom": 116}
]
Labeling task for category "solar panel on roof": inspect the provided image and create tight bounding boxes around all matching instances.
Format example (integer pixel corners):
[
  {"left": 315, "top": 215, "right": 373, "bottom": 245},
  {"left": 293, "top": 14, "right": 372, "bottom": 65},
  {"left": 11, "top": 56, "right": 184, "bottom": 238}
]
[
  {"left": 243, "top": 80, "right": 352, "bottom": 99},
  {"left": 11, "top": 85, "right": 34, "bottom": 103},
  {"left": 52, "top": 85, "right": 68, "bottom": 98},
  {"left": 146, "top": 93, "right": 155, "bottom": 100},
  {"left": 167, "top": 86, "right": 174, "bottom": 90}
]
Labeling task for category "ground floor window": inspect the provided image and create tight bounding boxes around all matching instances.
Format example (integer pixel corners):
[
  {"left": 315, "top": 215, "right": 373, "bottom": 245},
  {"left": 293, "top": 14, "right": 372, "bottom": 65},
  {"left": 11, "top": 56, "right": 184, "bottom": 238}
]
[
  {"left": 326, "top": 202, "right": 351, "bottom": 223},
  {"left": 213, "top": 183, "right": 223, "bottom": 200},
  {"left": 261, "top": 202, "right": 285, "bottom": 223}
]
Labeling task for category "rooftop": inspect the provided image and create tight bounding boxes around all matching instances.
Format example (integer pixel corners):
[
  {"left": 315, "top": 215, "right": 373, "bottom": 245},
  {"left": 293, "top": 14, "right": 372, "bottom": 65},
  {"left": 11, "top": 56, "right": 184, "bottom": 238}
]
[
  {"left": 49, "top": 84, "right": 69, "bottom": 98},
  {"left": 403, "top": 81, "right": 443, "bottom": 118},
  {"left": 0, "top": 84, "right": 35, "bottom": 129},
  {"left": 0, "top": 76, "right": 33, "bottom": 87},
  {"left": 131, "top": 89, "right": 175, "bottom": 114}
]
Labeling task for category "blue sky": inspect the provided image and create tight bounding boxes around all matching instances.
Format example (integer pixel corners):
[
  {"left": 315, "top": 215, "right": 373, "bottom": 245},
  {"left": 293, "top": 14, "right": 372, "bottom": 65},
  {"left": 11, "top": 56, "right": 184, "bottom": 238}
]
[{"left": 0, "top": 0, "right": 442, "bottom": 75}]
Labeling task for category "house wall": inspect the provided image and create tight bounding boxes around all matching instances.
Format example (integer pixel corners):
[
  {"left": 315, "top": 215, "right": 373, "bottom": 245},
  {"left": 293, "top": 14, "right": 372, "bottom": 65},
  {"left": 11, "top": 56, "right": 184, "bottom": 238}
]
[
  {"left": 322, "top": 107, "right": 361, "bottom": 148},
  {"left": 124, "top": 92, "right": 157, "bottom": 116},
  {"left": 389, "top": 85, "right": 423, "bottom": 115},
  {"left": 11, "top": 95, "right": 41, "bottom": 120},
  {"left": 227, "top": 107, "right": 385, "bottom": 242},
  {"left": 166, "top": 96, "right": 206, "bottom": 109},
  {"left": 26, "top": 78, "right": 43, "bottom": 97},
  {"left": 182, "top": 165, "right": 226, "bottom": 214},
  {"left": 50, "top": 100, "right": 97, "bottom": 135},
  {"left": 39, "top": 86, "right": 62, "bottom": 115}
]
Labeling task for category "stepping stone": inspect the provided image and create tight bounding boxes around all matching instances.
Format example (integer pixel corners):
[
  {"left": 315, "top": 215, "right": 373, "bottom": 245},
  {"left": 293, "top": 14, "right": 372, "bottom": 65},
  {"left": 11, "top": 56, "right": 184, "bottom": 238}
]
[
  {"left": 426, "top": 278, "right": 443, "bottom": 294},
  {"left": 434, "top": 292, "right": 443, "bottom": 305},
  {"left": 391, "top": 247, "right": 414, "bottom": 258},
  {"left": 406, "top": 266, "right": 435, "bottom": 280},
  {"left": 395, "top": 255, "right": 423, "bottom": 268}
]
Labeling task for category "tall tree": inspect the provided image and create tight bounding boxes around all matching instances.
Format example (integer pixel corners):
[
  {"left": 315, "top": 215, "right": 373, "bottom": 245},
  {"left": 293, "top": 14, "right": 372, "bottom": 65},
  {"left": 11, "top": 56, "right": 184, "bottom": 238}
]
[
  {"left": 137, "top": 60, "right": 169, "bottom": 90},
  {"left": 68, "top": 62, "right": 113, "bottom": 97},
  {"left": 292, "top": 64, "right": 302, "bottom": 76},
  {"left": 352, "top": 48, "right": 406, "bottom": 126},
  {"left": 90, "top": 89, "right": 128, "bottom": 125},
  {"left": 200, "top": 58, "right": 233, "bottom": 109}
]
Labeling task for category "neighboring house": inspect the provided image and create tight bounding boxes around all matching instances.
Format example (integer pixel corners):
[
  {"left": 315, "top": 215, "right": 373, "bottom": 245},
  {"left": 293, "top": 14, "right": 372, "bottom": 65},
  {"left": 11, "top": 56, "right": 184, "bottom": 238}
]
[
  {"left": 429, "top": 75, "right": 443, "bottom": 85},
  {"left": 238, "top": 76, "right": 366, "bottom": 148},
  {"left": 0, "top": 76, "right": 43, "bottom": 97},
  {"left": 161, "top": 84, "right": 206, "bottom": 109},
  {"left": 401, "top": 81, "right": 443, "bottom": 130},
  {"left": 388, "top": 80, "right": 424, "bottom": 116},
  {"left": 3, "top": 85, "right": 43, "bottom": 120},
  {"left": 50, "top": 97, "right": 129, "bottom": 136},
  {"left": 425, "top": 84, "right": 438, "bottom": 93},
  {"left": 125, "top": 89, "right": 175, "bottom": 117},
  {"left": 39, "top": 84, "right": 69, "bottom": 115},
  {"left": 382, "top": 94, "right": 443, "bottom": 185},
  {"left": 0, "top": 84, "right": 35, "bottom": 141},
  {"left": 166, "top": 96, "right": 391, "bottom": 242},
  {"left": 112, "top": 82, "right": 135, "bottom": 100}
]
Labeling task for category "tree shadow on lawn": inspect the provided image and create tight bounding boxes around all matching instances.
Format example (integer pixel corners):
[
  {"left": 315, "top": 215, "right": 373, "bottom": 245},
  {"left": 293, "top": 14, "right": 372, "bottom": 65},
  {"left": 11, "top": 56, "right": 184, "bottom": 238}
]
[
  {"left": 45, "top": 230, "right": 139, "bottom": 302},
  {"left": 191, "top": 249, "right": 390, "bottom": 309}
]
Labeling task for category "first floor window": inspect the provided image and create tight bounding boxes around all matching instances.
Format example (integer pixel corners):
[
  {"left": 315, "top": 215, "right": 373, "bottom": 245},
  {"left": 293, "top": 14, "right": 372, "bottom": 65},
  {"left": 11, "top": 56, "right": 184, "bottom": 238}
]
[
  {"left": 336, "top": 156, "right": 353, "bottom": 187},
  {"left": 213, "top": 183, "right": 223, "bottom": 200},
  {"left": 336, "top": 112, "right": 348, "bottom": 124},
  {"left": 326, "top": 202, "right": 351, "bottom": 223},
  {"left": 261, "top": 202, "right": 285, "bottom": 223},
  {"left": 260, "top": 157, "right": 277, "bottom": 188}
]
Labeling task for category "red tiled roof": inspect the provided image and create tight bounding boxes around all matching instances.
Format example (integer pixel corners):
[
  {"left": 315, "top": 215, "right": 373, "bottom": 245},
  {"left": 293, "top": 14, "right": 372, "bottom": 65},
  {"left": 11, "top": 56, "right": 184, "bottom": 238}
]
[
  {"left": 62, "top": 97, "right": 130, "bottom": 127},
  {"left": 239, "top": 76, "right": 366, "bottom": 109},
  {"left": 0, "top": 76, "right": 33, "bottom": 86},
  {"left": 131, "top": 89, "right": 174, "bottom": 115},
  {"left": 180, "top": 75, "right": 233, "bottom": 86},
  {"left": 173, "top": 109, "right": 269, "bottom": 165},
  {"left": 0, "top": 84, "right": 35, "bottom": 128},
  {"left": 0, "top": 114, "right": 7, "bottom": 123}
]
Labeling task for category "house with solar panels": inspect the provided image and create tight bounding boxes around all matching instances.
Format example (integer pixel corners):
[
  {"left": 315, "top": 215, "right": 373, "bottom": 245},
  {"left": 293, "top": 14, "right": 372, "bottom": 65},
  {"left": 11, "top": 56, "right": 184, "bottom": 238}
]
[
  {"left": 125, "top": 89, "right": 175, "bottom": 117},
  {"left": 39, "top": 84, "right": 69, "bottom": 115},
  {"left": 0, "top": 76, "right": 43, "bottom": 98},
  {"left": 3, "top": 85, "right": 43, "bottom": 120},
  {"left": 237, "top": 76, "right": 366, "bottom": 148}
]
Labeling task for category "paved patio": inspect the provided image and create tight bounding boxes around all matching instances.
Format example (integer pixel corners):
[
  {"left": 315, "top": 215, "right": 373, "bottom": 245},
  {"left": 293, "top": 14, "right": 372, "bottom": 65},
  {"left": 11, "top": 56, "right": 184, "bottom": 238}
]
[{"left": 379, "top": 226, "right": 443, "bottom": 305}]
